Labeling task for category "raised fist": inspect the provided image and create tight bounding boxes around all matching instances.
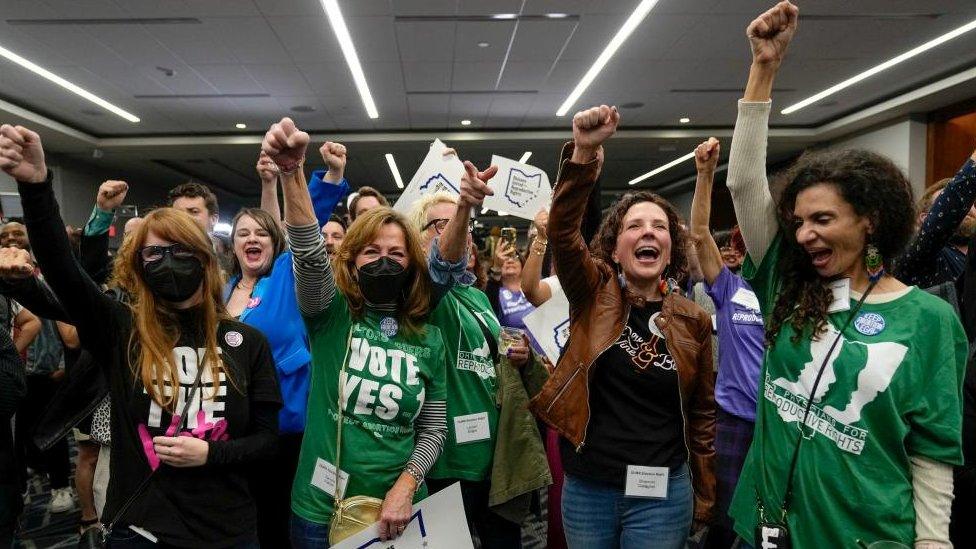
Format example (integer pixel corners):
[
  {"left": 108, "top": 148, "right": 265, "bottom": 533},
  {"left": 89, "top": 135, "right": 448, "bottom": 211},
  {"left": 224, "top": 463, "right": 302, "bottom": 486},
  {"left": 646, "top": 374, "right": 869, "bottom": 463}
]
[
  {"left": 0, "top": 124, "right": 47, "bottom": 183},
  {"left": 96, "top": 180, "right": 129, "bottom": 211},
  {"left": 533, "top": 209, "right": 549, "bottom": 239},
  {"left": 694, "top": 138, "right": 720, "bottom": 174},
  {"left": 458, "top": 161, "right": 496, "bottom": 209},
  {"left": 0, "top": 246, "right": 34, "bottom": 280},
  {"left": 261, "top": 117, "right": 309, "bottom": 173},
  {"left": 747, "top": 1, "right": 799, "bottom": 67},
  {"left": 256, "top": 151, "right": 278, "bottom": 184},
  {"left": 572, "top": 105, "right": 619, "bottom": 158},
  {"left": 319, "top": 141, "right": 347, "bottom": 175}
]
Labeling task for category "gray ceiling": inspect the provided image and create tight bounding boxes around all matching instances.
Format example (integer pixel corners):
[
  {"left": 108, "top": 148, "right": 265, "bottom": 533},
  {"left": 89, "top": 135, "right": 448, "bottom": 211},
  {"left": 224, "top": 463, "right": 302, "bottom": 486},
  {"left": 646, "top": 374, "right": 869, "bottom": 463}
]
[{"left": 2, "top": 0, "right": 976, "bottom": 215}]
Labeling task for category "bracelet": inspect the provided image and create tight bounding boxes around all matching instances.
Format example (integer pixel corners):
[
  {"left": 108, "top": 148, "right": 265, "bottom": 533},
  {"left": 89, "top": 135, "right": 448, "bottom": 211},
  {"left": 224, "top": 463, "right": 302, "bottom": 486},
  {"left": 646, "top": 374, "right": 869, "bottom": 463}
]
[
  {"left": 404, "top": 462, "right": 424, "bottom": 490},
  {"left": 531, "top": 237, "right": 548, "bottom": 256},
  {"left": 273, "top": 156, "right": 305, "bottom": 177}
]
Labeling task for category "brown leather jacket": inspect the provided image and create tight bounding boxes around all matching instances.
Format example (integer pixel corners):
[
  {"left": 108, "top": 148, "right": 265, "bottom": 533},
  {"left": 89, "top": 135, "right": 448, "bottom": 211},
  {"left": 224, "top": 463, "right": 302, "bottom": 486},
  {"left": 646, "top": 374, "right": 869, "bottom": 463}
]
[{"left": 528, "top": 143, "right": 717, "bottom": 523}]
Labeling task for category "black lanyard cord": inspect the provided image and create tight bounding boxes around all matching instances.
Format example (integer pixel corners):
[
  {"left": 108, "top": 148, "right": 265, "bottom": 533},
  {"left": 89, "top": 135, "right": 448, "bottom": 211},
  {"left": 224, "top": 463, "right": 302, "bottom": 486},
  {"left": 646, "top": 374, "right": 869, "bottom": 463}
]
[{"left": 777, "top": 278, "right": 878, "bottom": 515}]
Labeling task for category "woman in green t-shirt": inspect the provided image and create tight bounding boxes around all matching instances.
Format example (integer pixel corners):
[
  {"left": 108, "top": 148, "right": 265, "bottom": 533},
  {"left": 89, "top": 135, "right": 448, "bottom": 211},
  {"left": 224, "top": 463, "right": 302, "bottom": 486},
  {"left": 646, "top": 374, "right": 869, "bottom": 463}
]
[
  {"left": 261, "top": 118, "right": 458, "bottom": 546},
  {"left": 726, "top": 3, "right": 968, "bottom": 548}
]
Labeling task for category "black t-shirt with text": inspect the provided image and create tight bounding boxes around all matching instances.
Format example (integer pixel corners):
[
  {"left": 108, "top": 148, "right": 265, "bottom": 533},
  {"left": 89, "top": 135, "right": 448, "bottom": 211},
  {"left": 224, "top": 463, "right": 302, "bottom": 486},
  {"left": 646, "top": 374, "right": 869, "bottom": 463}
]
[{"left": 561, "top": 301, "right": 687, "bottom": 487}]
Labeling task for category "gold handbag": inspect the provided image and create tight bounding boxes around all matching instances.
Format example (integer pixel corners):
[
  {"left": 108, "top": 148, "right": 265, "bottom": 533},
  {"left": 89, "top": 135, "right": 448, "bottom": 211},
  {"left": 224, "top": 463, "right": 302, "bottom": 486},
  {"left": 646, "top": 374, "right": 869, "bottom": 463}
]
[{"left": 328, "top": 327, "right": 384, "bottom": 546}]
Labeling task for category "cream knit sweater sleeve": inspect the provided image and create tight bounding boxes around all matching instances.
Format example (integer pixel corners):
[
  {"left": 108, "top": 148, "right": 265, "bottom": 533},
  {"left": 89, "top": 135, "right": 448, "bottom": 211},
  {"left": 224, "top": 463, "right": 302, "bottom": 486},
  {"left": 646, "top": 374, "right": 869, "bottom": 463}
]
[{"left": 726, "top": 100, "right": 779, "bottom": 266}]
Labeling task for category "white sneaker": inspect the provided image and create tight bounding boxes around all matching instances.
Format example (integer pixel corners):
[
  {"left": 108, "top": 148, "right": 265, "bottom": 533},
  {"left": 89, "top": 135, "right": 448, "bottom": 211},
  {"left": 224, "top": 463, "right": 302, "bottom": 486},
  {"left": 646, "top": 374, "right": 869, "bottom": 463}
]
[{"left": 49, "top": 487, "right": 74, "bottom": 513}]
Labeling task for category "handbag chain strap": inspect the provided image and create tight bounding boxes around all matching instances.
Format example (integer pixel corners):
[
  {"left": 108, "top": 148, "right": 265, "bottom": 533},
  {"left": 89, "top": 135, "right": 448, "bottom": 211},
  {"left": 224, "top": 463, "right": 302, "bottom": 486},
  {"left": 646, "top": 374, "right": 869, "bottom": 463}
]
[{"left": 332, "top": 326, "right": 355, "bottom": 514}]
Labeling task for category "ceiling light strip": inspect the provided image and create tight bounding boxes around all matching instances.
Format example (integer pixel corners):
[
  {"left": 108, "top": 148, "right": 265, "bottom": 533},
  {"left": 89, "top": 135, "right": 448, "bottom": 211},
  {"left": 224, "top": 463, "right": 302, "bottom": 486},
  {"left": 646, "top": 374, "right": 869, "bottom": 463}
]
[
  {"left": 0, "top": 43, "right": 139, "bottom": 122},
  {"left": 556, "top": 0, "right": 659, "bottom": 116},
  {"left": 628, "top": 151, "right": 694, "bottom": 185},
  {"left": 782, "top": 17, "right": 976, "bottom": 114},
  {"left": 385, "top": 153, "right": 404, "bottom": 188},
  {"left": 518, "top": 151, "right": 532, "bottom": 163},
  {"left": 320, "top": 0, "right": 379, "bottom": 119}
]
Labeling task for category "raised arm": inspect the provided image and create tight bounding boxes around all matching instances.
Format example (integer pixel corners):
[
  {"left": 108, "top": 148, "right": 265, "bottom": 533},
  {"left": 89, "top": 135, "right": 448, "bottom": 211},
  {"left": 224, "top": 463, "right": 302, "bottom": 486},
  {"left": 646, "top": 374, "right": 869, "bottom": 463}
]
[
  {"left": 81, "top": 180, "right": 129, "bottom": 285},
  {"left": 550, "top": 105, "right": 619, "bottom": 309},
  {"left": 0, "top": 124, "right": 118, "bottom": 351},
  {"left": 308, "top": 141, "right": 352, "bottom": 227},
  {"left": 257, "top": 151, "right": 282, "bottom": 223},
  {"left": 262, "top": 118, "right": 335, "bottom": 318},
  {"left": 691, "top": 138, "right": 725, "bottom": 285},
  {"left": 895, "top": 148, "right": 976, "bottom": 285},
  {"left": 523, "top": 209, "right": 553, "bottom": 306},
  {"left": 727, "top": 0, "right": 798, "bottom": 266}
]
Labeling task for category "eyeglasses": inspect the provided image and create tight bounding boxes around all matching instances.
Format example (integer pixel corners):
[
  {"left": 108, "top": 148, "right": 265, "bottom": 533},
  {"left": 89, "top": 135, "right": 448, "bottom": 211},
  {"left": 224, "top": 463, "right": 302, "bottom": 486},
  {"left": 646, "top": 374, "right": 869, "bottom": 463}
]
[
  {"left": 422, "top": 218, "right": 474, "bottom": 235},
  {"left": 139, "top": 243, "right": 196, "bottom": 263}
]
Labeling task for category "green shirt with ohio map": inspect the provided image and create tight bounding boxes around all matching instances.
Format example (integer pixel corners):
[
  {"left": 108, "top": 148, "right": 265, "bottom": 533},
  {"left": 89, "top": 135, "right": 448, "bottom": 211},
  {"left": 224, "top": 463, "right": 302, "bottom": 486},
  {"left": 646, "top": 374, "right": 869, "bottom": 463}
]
[
  {"left": 729, "top": 233, "right": 967, "bottom": 548},
  {"left": 291, "top": 293, "right": 448, "bottom": 524},
  {"left": 428, "top": 285, "right": 501, "bottom": 481}
]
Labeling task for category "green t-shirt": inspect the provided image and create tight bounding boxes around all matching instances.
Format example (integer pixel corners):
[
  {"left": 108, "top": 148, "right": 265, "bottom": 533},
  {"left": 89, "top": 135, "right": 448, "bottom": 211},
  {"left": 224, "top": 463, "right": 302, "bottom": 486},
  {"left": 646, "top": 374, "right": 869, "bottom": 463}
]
[
  {"left": 427, "top": 285, "right": 501, "bottom": 481},
  {"left": 291, "top": 293, "right": 448, "bottom": 524},
  {"left": 729, "top": 234, "right": 967, "bottom": 548}
]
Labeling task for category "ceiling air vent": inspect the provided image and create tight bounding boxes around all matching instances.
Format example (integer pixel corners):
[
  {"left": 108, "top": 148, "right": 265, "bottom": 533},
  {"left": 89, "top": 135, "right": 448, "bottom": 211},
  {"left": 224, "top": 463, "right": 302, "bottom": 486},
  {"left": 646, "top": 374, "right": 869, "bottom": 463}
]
[{"left": 6, "top": 18, "right": 201, "bottom": 25}]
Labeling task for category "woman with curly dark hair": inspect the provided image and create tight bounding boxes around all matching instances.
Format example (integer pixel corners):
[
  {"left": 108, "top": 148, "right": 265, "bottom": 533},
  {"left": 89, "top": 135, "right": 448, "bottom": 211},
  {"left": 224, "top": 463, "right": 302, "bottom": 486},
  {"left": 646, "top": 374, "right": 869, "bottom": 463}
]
[
  {"left": 726, "top": 3, "right": 967, "bottom": 548},
  {"left": 529, "top": 104, "right": 715, "bottom": 549}
]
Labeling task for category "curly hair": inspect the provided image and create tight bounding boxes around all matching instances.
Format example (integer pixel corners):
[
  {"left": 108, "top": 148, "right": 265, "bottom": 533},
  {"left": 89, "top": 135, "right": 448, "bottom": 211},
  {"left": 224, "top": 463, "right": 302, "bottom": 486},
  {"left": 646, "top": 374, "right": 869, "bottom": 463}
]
[
  {"left": 590, "top": 191, "right": 688, "bottom": 297},
  {"left": 768, "top": 148, "right": 916, "bottom": 343}
]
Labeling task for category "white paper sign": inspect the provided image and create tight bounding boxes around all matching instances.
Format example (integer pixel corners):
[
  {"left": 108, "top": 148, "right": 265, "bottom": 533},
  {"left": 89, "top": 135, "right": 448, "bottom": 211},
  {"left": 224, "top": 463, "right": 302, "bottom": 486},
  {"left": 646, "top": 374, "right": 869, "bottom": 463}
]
[
  {"left": 454, "top": 412, "right": 491, "bottom": 444},
  {"left": 625, "top": 465, "right": 669, "bottom": 499},
  {"left": 482, "top": 155, "right": 552, "bottom": 221},
  {"left": 310, "top": 457, "right": 349, "bottom": 498},
  {"left": 393, "top": 139, "right": 465, "bottom": 215},
  {"left": 827, "top": 278, "right": 851, "bottom": 313},
  {"left": 522, "top": 283, "right": 570, "bottom": 365},
  {"left": 331, "top": 482, "right": 474, "bottom": 549}
]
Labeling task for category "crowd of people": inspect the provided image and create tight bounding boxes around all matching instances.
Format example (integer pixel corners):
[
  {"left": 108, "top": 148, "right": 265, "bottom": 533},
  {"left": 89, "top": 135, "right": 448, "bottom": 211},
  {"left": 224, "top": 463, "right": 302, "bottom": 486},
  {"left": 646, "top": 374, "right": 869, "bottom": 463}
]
[{"left": 0, "top": 2, "right": 973, "bottom": 548}]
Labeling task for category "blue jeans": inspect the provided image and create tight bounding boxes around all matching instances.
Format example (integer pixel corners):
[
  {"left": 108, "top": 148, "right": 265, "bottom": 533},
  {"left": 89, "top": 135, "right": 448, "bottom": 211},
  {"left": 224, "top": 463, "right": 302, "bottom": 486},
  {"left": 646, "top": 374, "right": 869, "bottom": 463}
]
[
  {"left": 562, "top": 464, "right": 693, "bottom": 549},
  {"left": 290, "top": 513, "right": 331, "bottom": 549}
]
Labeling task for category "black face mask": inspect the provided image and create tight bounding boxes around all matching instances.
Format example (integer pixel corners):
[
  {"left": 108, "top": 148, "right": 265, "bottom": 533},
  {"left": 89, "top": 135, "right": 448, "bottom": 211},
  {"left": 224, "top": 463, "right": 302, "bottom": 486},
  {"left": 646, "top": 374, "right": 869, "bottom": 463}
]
[
  {"left": 357, "top": 256, "right": 409, "bottom": 309},
  {"left": 143, "top": 255, "right": 205, "bottom": 302}
]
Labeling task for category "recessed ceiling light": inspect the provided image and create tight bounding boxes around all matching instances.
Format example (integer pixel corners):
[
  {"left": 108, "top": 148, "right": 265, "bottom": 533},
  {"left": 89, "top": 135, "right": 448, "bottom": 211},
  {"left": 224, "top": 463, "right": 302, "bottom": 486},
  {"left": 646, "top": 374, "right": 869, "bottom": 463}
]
[
  {"left": 320, "top": 0, "right": 379, "bottom": 119},
  {"left": 460, "top": 119, "right": 472, "bottom": 126},
  {"left": 546, "top": 13, "right": 569, "bottom": 19},
  {"left": 477, "top": 41, "right": 490, "bottom": 48},
  {"left": 518, "top": 151, "right": 532, "bottom": 163},
  {"left": 782, "top": 16, "right": 976, "bottom": 114},
  {"left": 679, "top": 117, "right": 690, "bottom": 124},
  {"left": 235, "top": 123, "right": 246, "bottom": 129},
  {"left": 492, "top": 14, "right": 517, "bottom": 20},
  {"left": 629, "top": 151, "right": 695, "bottom": 186},
  {"left": 556, "top": 0, "right": 660, "bottom": 116},
  {"left": 0, "top": 42, "right": 140, "bottom": 122},
  {"left": 385, "top": 153, "right": 404, "bottom": 189}
]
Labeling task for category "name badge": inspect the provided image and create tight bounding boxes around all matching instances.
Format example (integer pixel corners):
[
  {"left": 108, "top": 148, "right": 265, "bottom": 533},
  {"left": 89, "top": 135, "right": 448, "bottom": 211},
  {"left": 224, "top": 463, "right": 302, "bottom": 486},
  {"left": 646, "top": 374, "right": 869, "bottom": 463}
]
[
  {"left": 454, "top": 412, "right": 491, "bottom": 444},
  {"left": 827, "top": 278, "right": 851, "bottom": 313},
  {"left": 730, "top": 288, "right": 761, "bottom": 311},
  {"left": 310, "top": 457, "right": 349, "bottom": 497},
  {"left": 625, "top": 465, "right": 669, "bottom": 499}
]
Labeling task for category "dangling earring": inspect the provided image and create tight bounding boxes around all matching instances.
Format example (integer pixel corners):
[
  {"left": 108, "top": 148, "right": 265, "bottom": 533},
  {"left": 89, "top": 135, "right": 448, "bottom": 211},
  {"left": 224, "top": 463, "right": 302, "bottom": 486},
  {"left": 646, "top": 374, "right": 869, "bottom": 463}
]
[
  {"left": 865, "top": 243, "right": 884, "bottom": 282},
  {"left": 616, "top": 264, "right": 627, "bottom": 289}
]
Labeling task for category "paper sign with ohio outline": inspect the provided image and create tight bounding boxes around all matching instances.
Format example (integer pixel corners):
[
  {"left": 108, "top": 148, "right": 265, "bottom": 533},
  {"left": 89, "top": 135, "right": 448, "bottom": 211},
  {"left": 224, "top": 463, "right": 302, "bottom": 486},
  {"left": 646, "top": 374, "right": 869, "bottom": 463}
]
[
  {"left": 393, "top": 139, "right": 465, "bottom": 215},
  {"left": 482, "top": 155, "right": 552, "bottom": 221},
  {"left": 523, "top": 282, "right": 570, "bottom": 365}
]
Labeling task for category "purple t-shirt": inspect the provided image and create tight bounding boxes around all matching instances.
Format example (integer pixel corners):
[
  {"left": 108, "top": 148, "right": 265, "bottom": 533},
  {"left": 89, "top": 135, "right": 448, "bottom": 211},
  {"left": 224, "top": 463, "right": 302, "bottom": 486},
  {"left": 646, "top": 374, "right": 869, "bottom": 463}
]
[
  {"left": 497, "top": 287, "right": 543, "bottom": 353},
  {"left": 705, "top": 266, "right": 764, "bottom": 422}
]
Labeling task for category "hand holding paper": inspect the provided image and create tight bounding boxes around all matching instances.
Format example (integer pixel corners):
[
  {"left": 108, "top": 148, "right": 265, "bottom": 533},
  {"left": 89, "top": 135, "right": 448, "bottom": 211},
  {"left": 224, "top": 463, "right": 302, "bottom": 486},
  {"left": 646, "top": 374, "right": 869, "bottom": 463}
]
[{"left": 482, "top": 155, "right": 552, "bottom": 221}]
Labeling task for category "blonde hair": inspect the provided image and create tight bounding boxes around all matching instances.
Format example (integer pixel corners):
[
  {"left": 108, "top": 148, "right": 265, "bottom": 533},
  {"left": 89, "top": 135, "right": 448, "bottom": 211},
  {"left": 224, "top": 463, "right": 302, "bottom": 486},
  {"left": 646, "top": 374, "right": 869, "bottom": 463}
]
[
  {"left": 408, "top": 192, "right": 458, "bottom": 236},
  {"left": 113, "top": 207, "right": 230, "bottom": 411},
  {"left": 333, "top": 207, "right": 432, "bottom": 335}
]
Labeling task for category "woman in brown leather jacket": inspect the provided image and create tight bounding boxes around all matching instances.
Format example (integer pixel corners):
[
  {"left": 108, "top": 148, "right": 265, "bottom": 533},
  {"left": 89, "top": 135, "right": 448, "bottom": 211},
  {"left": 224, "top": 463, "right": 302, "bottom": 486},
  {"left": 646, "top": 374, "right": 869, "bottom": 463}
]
[{"left": 529, "top": 105, "right": 715, "bottom": 549}]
